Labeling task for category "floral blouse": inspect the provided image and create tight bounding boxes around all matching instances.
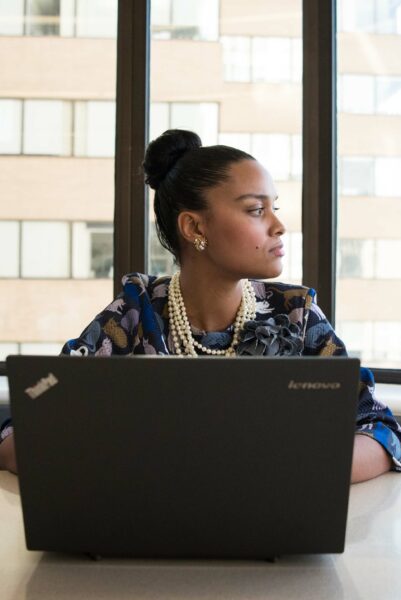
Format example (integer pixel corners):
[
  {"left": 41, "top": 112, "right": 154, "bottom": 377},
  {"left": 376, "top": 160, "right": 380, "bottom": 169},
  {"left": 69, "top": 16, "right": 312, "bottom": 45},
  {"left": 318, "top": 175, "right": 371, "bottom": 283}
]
[{"left": 2, "top": 272, "right": 401, "bottom": 472}]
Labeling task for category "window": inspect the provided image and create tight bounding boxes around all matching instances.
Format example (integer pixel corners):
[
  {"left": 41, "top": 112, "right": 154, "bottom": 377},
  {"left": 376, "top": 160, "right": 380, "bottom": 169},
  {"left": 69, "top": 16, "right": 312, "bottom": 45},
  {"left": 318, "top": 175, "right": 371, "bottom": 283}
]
[
  {"left": 338, "top": 239, "right": 375, "bottom": 278},
  {"left": 252, "top": 37, "right": 291, "bottom": 83},
  {"left": 376, "top": 240, "right": 401, "bottom": 279},
  {"left": 340, "top": 158, "right": 375, "bottom": 196},
  {"left": 337, "top": 0, "right": 401, "bottom": 371},
  {"left": 74, "top": 101, "right": 116, "bottom": 157},
  {"left": 150, "top": 102, "right": 219, "bottom": 147},
  {"left": 377, "top": 77, "right": 401, "bottom": 115},
  {"left": 340, "top": 75, "right": 375, "bottom": 114},
  {"left": 25, "top": 0, "right": 60, "bottom": 36},
  {"left": 170, "top": 103, "right": 218, "bottom": 146},
  {"left": 151, "top": 0, "right": 219, "bottom": 41},
  {"left": 0, "top": 0, "right": 24, "bottom": 35},
  {"left": 72, "top": 222, "right": 113, "bottom": 278},
  {"left": 0, "top": 221, "right": 19, "bottom": 277},
  {"left": 0, "top": 344, "right": 19, "bottom": 361},
  {"left": 23, "top": 100, "right": 72, "bottom": 155},
  {"left": 75, "top": 0, "right": 117, "bottom": 38},
  {"left": 221, "top": 37, "right": 251, "bottom": 82},
  {"left": 375, "top": 158, "right": 401, "bottom": 197},
  {"left": 221, "top": 36, "right": 302, "bottom": 83},
  {"left": 0, "top": 0, "right": 117, "bottom": 38},
  {"left": 0, "top": 100, "right": 22, "bottom": 153},
  {"left": 21, "top": 221, "right": 70, "bottom": 278}
]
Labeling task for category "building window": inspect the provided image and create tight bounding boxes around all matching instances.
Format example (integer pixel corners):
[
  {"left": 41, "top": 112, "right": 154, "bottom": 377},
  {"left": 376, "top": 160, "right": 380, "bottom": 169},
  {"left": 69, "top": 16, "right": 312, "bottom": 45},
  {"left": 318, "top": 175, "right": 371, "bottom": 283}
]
[
  {"left": 340, "top": 0, "right": 401, "bottom": 34},
  {"left": 338, "top": 239, "right": 375, "bottom": 278},
  {"left": 149, "top": 222, "right": 175, "bottom": 276},
  {"left": 0, "top": 343, "right": 19, "bottom": 361},
  {"left": 221, "top": 37, "right": 251, "bottom": 82},
  {"left": 75, "top": 0, "right": 117, "bottom": 38},
  {"left": 0, "top": 220, "right": 113, "bottom": 280},
  {"left": 340, "top": 157, "right": 375, "bottom": 196},
  {"left": 339, "top": 75, "right": 375, "bottom": 114},
  {"left": 252, "top": 37, "right": 292, "bottom": 83},
  {"left": 221, "top": 36, "right": 302, "bottom": 83},
  {"left": 339, "top": 75, "right": 401, "bottom": 115},
  {"left": 74, "top": 101, "right": 116, "bottom": 157},
  {"left": 21, "top": 221, "right": 70, "bottom": 278},
  {"left": 25, "top": 0, "right": 60, "bottom": 36},
  {"left": 0, "top": 0, "right": 24, "bottom": 35},
  {"left": 375, "top": 157, "right": 401, "bottom": 197},
  {"left": 150, "top": 102, "right": 219, "bottom": 146},
  {"left": 0, "top": 0, "right": 117, "bottom": 38},
  {"left": 23, "top": 100, "right": 72, "bottom": 156},
  {"left": 151, "top": 0, "right": 219, "bottom": 41},
  {"left": 375, "top": 240, "right": 401, "bottom": 278},
  {"left": 0, "top": 99, "right": 117, "bottom": 157},
  {"left": 72, "top": 222, "right": 113, "bottom": 278},
  {"left": 0, "top": 99, "right": 22, "bottom": 154},
  {"left": 376, "top": 77, "right": 401, "bottom": 115},
  {"left": 0, "top": 221, "right": 19, "bottom": 277}
]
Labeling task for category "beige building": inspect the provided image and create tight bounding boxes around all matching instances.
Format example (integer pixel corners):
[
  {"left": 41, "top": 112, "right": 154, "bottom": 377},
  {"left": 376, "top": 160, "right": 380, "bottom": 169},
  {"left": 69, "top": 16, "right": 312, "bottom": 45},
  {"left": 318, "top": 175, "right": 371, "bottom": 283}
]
[{"left": 0, "top": 0, "right": 400, "bottom": 367}]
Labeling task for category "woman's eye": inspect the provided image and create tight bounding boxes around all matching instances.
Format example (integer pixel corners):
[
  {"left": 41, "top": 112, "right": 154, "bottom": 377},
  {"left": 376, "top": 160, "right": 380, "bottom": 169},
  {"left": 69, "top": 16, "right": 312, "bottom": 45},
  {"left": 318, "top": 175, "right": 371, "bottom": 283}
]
[{"left": 249, "top": 207, "right": 264, "bottom": 216}]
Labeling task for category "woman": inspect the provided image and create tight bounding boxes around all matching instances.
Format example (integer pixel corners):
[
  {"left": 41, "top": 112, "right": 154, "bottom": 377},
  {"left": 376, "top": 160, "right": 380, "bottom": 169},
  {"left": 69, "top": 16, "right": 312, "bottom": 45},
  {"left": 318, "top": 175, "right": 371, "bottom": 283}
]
[{"left": 1, "top": 129, "right": 401, "bottom": 481}]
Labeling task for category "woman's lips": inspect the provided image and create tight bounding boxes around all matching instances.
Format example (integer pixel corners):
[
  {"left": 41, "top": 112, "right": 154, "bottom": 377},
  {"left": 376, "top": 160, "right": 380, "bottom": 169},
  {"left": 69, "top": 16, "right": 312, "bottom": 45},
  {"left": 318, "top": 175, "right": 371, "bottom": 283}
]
[{"left": 269, "top": 244, "right": 285, "bottom": 257}]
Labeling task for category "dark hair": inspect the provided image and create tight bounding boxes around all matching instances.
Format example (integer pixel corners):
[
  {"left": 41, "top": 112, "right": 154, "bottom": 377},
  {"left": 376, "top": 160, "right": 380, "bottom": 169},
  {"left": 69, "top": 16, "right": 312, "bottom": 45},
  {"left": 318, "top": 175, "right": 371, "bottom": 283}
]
[{"left": 142, "top": 129, "right": 255, "bottom": 262}]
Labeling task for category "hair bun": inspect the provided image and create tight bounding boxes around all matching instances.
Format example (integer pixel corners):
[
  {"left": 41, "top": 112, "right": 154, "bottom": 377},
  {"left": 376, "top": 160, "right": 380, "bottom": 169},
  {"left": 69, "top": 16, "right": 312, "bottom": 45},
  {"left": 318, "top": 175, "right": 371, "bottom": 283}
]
[{"left": 143, "top": 129, "right": 202, "bottom": 190}]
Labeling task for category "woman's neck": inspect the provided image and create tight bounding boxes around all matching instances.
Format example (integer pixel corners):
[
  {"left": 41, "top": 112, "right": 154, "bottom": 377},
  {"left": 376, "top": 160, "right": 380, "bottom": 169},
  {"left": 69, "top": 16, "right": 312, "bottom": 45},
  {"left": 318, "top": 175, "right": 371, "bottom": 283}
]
[{"left": 178, "top": 264, "right": 244, "bottom": 332}]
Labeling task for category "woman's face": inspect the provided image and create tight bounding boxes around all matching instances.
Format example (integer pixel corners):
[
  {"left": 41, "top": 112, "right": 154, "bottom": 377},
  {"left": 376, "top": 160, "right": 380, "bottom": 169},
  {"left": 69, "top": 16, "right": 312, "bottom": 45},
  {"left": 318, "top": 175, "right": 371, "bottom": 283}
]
[{"left": 201, "top": 159, "right": 286, "bottom": 280}]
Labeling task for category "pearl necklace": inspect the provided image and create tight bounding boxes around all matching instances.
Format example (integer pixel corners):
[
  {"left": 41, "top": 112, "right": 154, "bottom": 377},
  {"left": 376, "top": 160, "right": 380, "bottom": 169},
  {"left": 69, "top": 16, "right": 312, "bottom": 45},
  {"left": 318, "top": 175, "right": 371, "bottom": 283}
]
[{"left": 167, "top": 272, "right": 257, "bottom": 357}]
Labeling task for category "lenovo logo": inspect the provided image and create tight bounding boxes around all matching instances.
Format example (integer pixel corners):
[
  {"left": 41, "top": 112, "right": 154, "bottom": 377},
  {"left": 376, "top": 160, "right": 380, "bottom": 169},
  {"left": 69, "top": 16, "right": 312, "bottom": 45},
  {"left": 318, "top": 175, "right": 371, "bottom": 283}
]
[
  {"left": 25, "top": 373, "right": 59, "bottom": 399},
  {"left": 288, "top": 380, "right": 341, "bottom": 390}
]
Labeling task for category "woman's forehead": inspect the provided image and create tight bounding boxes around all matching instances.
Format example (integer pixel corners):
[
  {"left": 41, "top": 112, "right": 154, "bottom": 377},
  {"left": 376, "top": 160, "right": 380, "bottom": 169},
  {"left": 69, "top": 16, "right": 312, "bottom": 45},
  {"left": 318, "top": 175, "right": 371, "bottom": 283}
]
[{"left": 224, "top": 159, "right": 277, "bottom": 196}]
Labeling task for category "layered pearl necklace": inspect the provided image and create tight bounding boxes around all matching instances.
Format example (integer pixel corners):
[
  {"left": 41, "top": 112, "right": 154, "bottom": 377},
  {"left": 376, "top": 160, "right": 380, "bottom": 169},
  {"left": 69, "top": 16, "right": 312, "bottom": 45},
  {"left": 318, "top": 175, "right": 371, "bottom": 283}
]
[{"left": 168, "top": 272, "right": 257, "bottom": 357}]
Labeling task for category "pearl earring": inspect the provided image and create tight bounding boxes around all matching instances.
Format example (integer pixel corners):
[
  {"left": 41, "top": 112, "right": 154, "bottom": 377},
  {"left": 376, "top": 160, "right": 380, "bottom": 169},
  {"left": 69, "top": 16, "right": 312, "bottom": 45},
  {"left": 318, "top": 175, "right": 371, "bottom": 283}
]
[{"left": 193, "top": 236, "right": 208, "bottom": 252}]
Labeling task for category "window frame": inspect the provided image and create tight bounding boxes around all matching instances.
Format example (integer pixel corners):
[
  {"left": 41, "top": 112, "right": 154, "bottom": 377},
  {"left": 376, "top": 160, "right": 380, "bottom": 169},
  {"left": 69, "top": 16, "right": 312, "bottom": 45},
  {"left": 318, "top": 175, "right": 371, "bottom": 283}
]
[{"left": 0, "top": 0, "right": 399, "bottom": 385}]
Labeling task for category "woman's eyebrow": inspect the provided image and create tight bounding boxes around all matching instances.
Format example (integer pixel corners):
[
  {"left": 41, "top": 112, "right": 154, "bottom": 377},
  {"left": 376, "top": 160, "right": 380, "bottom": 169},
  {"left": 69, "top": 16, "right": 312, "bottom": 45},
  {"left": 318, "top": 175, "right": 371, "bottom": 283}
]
[{"left": 234, "top": 193, "right": 279, "bottom": 202}]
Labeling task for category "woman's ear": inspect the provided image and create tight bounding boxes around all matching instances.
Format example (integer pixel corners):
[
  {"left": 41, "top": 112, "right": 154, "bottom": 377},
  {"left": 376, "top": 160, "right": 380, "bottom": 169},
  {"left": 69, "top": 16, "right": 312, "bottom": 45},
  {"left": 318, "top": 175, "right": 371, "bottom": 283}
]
[{"left": 177, "top": 212, "right": 205, "bottom": 243}]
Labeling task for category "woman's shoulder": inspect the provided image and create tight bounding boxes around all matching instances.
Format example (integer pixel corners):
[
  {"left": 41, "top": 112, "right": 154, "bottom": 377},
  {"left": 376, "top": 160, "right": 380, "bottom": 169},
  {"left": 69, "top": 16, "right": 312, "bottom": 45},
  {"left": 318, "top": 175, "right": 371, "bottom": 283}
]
[
  {"left": 250, "top": 279, "right": 315, "bottom": 301},
  {"left": 122, "top": 272, "right": 171, "bottom": 298}
]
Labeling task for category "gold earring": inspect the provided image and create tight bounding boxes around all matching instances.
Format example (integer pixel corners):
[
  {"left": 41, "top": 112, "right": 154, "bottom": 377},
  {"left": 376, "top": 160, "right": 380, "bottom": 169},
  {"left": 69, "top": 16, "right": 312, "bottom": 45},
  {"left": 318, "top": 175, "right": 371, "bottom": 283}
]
[{"left": 193, "top": 236, "right": 208, "bottom": 252}]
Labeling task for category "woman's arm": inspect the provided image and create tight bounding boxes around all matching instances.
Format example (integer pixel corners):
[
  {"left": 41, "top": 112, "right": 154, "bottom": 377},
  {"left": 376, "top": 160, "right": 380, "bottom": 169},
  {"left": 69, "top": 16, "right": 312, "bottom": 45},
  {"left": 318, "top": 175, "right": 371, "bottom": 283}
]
[
  {"left": 0, "top": 434, "right": 17, "bottom": 474},
  {"left": 351, "top": 433, "right": 392, "bottom": 484}
]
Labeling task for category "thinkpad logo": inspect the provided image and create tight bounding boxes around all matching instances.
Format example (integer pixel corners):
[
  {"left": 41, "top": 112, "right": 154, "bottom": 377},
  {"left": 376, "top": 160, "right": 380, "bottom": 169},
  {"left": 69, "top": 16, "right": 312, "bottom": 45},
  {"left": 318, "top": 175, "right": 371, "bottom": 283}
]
[
  {"left": 288, "top": 380, "right": 341, "bottom": 390},
  {"left": 25, "top": 373, "right": 59, "bottom": 399}
]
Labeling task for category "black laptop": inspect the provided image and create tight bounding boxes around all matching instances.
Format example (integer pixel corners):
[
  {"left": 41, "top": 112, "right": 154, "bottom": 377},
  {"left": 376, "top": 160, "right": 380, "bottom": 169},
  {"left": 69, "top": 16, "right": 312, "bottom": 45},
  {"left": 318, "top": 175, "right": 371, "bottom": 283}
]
[{"left": 7, "top": 355, "right": 360, "bottom": 559}]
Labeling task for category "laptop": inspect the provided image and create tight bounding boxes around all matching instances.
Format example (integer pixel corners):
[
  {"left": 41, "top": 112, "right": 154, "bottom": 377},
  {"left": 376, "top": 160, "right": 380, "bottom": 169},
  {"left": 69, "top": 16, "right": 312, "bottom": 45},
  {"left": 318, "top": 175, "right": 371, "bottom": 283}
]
[{"left": 7, "top": 354, "right": 360, "bottom": 559}]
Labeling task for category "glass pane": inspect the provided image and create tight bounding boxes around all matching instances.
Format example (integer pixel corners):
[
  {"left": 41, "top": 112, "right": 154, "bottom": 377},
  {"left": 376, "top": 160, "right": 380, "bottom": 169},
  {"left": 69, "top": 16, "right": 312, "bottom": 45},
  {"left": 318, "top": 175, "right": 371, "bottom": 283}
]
[
  {"left": 21, "top": 221, "right": 70, "bottom": 277},
  {"left": 23, "top": 100, "right": 72, "bottom": 155},
  {"left": 0, "top": 4, "right": 117, "bottom": 354},
  {"left": 72, "top": 222, "right": 113, "bottom": 278},
  {"left": 150, "top": 1, "right": 303, "bottom": 283},
  {"left": 0, "top": 0, "right": 24, "bottom": 35},
  {"left": 76, "top": 0, "right": 117, "bottom": 38},
  {"left": 337, "top": 0, "right": 401, "bottom": 369},
  {"left": 0, "top": 343, "right": 19, "bottom": 361},
  {"left": 25, "top": 0, "right": 60, "bottom": 36},
  {"left": 0, "top": 99, "right": 22, "bottom": 153},
  {"left": 0, "top": 221, "right": 19, "bottom": 277},
  {"left": 74, "top": 101, "right": 116, "bottom": 157}
]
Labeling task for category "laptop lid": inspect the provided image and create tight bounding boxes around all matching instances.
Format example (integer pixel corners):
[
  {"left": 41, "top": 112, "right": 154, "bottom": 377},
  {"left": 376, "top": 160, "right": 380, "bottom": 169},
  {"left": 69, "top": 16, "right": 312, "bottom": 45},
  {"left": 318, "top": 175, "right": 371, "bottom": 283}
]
[{"left": 7, "top": 355, "right": 360, "bottom": 559}]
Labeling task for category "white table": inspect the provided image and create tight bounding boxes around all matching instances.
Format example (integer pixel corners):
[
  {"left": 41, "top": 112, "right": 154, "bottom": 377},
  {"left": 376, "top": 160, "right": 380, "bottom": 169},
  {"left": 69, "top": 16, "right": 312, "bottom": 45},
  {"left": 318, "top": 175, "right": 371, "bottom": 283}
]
[{"left": 1, "top": 471, "right": 401, "bottom": 600}]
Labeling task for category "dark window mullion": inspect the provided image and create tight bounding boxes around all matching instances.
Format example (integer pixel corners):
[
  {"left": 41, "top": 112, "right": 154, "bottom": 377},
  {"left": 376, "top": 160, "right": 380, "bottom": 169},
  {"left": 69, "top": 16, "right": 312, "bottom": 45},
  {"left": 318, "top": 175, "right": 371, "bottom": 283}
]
[
  {"left": 113, "top": 0, "right": 150, "bottom": 297},
  {"left": 302, "top": 0, "right": 337, "bottom": 325}
]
